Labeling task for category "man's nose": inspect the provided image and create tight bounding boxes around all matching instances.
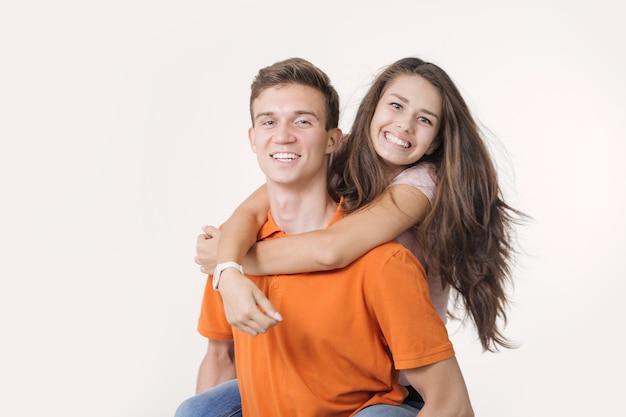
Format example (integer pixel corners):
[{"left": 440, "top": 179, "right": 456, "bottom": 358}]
[{"left": 273, "top": 124, "right": 296, "bottom": 143}]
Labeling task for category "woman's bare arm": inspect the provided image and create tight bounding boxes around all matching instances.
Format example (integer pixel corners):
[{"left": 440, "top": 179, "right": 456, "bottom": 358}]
[
  {"left": 195, "top": 184, "right": 268, "bottom": 273},
  {"left": 216, "top": 184, "right": 269, "bottom": 266},
  {"left": 196, "top": 184, "right": 282, "bottom": 336},
  {"left": 244, "top": 183, "right": 431, "bottom": 275},
  {"left": 195, "top": 183, "right": 430, "bottom": 336}
]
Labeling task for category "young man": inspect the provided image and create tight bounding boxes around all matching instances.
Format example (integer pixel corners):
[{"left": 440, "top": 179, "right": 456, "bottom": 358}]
[{"left": 176, "top": 58, "right": 473, "bottom": 417}]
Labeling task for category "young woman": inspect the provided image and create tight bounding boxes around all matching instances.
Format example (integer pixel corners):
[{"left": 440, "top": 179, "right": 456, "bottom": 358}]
[{"left": 193, "top": 57, "right": 525, "bottom": 414}]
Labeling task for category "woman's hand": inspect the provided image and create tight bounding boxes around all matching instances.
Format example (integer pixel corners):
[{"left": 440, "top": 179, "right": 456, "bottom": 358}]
[
  {"left": 195, "top": 225, "right": 282, "bottom": 335},
  {"left": 217, "top": 268, "right": 282, "bottom": 336},
  {"left": 195, "top": 226, "right": 221, "bottom": 274}
]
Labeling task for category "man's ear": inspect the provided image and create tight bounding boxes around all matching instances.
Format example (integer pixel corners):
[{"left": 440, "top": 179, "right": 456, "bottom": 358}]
[
  {"left": 248, "top": 127, "right": 257, "bottom": 153},
  {"left": 325, "top": 128, "right": 343, "bottom": 154}
]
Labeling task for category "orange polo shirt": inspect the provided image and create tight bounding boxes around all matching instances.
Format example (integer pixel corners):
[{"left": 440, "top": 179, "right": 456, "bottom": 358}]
[{"left": 198, "top": 204, "right": 454, "bottom": 417}]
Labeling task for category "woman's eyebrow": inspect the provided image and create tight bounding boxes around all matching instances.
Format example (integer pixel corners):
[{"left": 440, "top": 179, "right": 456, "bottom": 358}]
[{"left": 389, "top": 92, "right": 439, "bottom": 120}]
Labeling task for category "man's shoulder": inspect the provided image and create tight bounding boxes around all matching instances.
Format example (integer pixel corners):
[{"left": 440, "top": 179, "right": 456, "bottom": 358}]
[
  {"left": 350, "top": 240, "right": 427, "bottom": 284},
  {"left": 369, "top": 239, "right": 407, "bottom": 252},
  {"left": 370, "top": 238, "right": 410, "bottom": 250},
  {"left": 359, "top": 240, "right": 421, "bottom": 267}
]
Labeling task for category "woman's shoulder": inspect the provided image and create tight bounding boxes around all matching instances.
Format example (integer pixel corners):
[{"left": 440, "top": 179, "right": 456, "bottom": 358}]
[
  {"left": 390, "top": 162, "right": 437, "bottom": 201},
  {"left": 399, "top": 161, "right": 436, "bottom": 176}
]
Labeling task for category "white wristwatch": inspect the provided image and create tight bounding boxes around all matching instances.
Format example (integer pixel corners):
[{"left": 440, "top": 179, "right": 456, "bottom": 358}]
[{"left": 212, "top": 261, "right": 244, "bottom": 290}]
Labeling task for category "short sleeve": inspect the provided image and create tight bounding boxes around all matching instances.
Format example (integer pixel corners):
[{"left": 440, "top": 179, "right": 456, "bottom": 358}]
[{"left": 390, "top": 163, "right": 437, "bottom": 204}]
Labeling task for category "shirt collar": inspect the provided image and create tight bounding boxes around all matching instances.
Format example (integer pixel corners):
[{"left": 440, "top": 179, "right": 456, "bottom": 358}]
[{"left": 257, "top": 196, "right": 344, "bottom": 241}]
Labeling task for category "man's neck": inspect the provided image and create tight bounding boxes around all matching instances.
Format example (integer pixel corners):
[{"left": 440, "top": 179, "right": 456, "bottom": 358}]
[{"left": 267, "top": 183, "right": 338, "bottom": 235}]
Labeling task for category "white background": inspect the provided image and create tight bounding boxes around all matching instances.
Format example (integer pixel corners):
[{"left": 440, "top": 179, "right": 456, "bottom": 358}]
[{"left": 1, "top": 1, "right": 624, "bottom": 416}]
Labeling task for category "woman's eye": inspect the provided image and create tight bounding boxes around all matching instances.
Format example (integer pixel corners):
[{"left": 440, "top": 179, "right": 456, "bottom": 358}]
[
  {"left": 418, "top": 116, "right": 432, "bottom": 125},
  {"left": 391, "top": 102, "right": 402, "bottom": 110}
]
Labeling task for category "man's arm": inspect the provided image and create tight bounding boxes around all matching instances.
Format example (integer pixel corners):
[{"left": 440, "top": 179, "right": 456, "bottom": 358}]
[
  {"left": 195, "top": 339, "right": 236, "bottom": 394},
  {"left": 403, "top": 356, "right": 474, "bottom": 417}
]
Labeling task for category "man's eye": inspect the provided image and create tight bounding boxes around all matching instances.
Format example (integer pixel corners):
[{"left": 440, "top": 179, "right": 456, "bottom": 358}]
[
  {"left": 295, "top": 119, "right": 311, "bottom": 125},
  {"left": 263, "top": 120, "right": 276, "bottom": 126}
]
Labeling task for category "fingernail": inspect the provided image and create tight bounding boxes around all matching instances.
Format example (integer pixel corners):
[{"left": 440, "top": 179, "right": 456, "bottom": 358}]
[{"left": 274, "top": 312, "right": 283, "bottom": 321}]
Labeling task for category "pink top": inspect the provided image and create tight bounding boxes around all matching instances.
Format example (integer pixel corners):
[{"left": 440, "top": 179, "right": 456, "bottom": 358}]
[{"left": 391, "top": 163, "right": 450, "bottom": 322}]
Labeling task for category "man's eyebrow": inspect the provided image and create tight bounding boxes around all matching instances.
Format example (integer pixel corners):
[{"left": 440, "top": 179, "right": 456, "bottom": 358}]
[
  {"left": 294, "top": 110, "right": 320, "bottom": 119},
  {"left": 254, "top": 111, "right": 274, "bottom": 122},
  {"left": 254, "top": 110, "right": 320, "bottom": 121},
  {"left": 389, "top": 92, "right": 440, "bottom": 120}
]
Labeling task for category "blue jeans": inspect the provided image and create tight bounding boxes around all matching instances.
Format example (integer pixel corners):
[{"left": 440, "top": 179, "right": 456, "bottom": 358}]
[
  {"left": 174, "top": 379, "right": 241, "bottom": 417},
  {"left": 174, "top": 378, "right": 423, "bottom": 417},
  {"left": 354, "top": 403, "right": 422, "bottom": 416}
]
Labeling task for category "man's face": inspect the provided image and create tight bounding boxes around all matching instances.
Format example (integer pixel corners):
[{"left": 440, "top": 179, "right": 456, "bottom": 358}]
[{"left": 249, "top": 83, "right": 340, "bottom": 188}]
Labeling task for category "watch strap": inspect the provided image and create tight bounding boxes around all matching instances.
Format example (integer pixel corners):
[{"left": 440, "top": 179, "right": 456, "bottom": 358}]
[{"left": 212, "top": 261, "right": 244, "bottom": 290}]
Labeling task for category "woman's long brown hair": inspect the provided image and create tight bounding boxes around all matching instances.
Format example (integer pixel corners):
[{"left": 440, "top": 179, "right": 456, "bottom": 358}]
[{"left": 330, "top": 57, "right": 528, "bottom": 352}]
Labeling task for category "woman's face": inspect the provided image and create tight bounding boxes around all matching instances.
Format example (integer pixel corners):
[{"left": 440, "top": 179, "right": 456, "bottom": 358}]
[{"left": 369, "top": 74, "right": 442, "bottom": 179}]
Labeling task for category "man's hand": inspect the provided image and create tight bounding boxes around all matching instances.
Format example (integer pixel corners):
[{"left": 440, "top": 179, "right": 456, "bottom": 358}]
[
  {"left": 218, "top": 268, "right": 282, "bottom": 336},
  {"left": 195, "top": 225, "right": 220, "bottom": 274}
]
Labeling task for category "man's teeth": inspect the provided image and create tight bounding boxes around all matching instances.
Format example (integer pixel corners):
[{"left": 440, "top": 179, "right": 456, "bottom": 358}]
[
  {"left": 272, "top": 153, "right": 298, "bottom": 160},
  {"left": 384, "top": 133, "right": 410, "bottom": 148}
]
